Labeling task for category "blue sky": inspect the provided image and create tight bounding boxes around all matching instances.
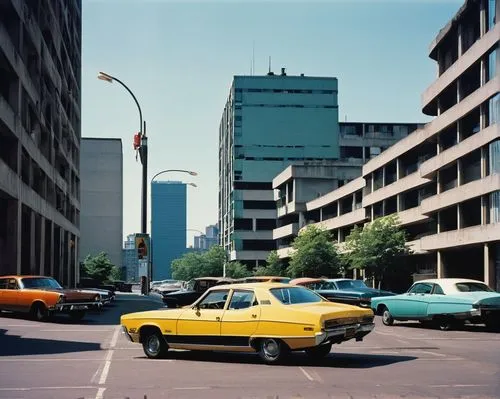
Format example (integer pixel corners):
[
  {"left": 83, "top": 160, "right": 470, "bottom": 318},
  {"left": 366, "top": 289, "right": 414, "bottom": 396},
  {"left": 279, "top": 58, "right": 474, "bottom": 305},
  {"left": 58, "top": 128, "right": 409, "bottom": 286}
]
[{"left": 81, "top": 0, "right": 462, "bottom": 244}]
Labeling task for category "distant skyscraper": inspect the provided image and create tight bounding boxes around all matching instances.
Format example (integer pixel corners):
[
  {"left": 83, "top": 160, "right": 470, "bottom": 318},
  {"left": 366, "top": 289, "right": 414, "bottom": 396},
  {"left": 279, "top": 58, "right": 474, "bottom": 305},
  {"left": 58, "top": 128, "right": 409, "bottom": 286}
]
[
  {"left": 194, "top": 224, "right": 219, "bottom": 250},
  {"left": 122, "top": 234, "right": 139, "bottom": 282},
  {"left": 80, "top": 138, "right": 123, "bottom": 269},
  {"left": 151, "top": 181, "right": 187, "bottom": 280}
]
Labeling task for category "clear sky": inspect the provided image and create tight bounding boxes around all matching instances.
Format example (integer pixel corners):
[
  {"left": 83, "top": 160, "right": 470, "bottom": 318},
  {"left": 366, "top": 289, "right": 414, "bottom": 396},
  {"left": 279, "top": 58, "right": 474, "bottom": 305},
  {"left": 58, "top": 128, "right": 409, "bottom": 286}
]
[{"left": 81, "top": 0, "right": 462, "bottom": 245}]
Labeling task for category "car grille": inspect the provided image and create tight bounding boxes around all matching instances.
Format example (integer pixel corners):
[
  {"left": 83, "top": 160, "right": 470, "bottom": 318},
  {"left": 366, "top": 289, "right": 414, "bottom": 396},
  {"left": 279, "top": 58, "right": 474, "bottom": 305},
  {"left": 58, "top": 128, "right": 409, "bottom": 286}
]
[{"left": 324, "top": 316, "right": 374, "bottom": 329}]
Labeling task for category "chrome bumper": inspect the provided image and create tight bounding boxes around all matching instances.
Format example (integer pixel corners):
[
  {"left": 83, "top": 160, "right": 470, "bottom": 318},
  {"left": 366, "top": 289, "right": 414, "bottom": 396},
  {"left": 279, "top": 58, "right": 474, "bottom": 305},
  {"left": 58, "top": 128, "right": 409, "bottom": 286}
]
[
  {"left": 52, "top": 302, "right": 100, "bottom": 311},
  {"left": 315, "top": 323, "right": 375, "bottom": 345}
]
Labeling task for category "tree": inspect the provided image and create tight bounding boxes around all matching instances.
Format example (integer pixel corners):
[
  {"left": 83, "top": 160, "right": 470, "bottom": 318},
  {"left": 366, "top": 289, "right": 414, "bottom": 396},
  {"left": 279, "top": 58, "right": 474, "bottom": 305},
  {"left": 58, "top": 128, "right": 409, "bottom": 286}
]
[
  {"left": 171, "top": 245, "right": 226, "bottom": 280},
  {"left": 287, "top": 225, "right": 340, "bottom": 278},
  {"left": 225, "top": 262, "right": 252, "bottom": 279},
  {"left": 254, "top": 251, "right": 288, "bottom": 277},
  {"left": 343, "top": 214, "right": 411, "bottom": 288},
  {"left": 81, "top": 252, "right": 115, "bottom": 283}
]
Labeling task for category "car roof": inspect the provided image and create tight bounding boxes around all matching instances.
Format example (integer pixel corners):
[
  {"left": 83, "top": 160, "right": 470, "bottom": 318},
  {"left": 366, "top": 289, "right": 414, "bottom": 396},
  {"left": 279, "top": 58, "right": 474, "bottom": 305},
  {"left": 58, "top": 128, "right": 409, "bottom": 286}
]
[
  {"left": 289, "top": 277, "right": 324, "bottom": 285},
  {"left": 415, "top": 278, "right": 485, "bottom": 285},
  {"left": 0, "top": 275, "right": 49, "bottom": 279},
  {"left": 211, "top": 282, "right": 294, "bottom": 290}
]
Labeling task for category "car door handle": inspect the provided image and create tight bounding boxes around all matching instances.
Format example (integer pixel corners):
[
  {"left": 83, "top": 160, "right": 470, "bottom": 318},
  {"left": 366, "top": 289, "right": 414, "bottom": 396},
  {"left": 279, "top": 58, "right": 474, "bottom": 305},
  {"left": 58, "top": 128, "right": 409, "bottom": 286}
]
[{"left": 216, "top": 317, "right": 221, "bottom": 321}]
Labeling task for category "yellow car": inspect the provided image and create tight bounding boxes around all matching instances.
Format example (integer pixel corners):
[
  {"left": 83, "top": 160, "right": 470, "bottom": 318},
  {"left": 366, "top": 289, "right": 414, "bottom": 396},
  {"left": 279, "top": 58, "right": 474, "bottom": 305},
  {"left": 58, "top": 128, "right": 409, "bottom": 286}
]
[{"left": 121, "top": 282, "right": 375, "bottom": 364}]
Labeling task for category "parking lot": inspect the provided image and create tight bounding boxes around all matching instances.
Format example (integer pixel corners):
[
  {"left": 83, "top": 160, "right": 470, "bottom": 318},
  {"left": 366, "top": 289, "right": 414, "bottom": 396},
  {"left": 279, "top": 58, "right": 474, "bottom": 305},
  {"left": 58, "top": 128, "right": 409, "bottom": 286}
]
[{"left": 0, "top": 293, "right": 499, "bottom": 399}]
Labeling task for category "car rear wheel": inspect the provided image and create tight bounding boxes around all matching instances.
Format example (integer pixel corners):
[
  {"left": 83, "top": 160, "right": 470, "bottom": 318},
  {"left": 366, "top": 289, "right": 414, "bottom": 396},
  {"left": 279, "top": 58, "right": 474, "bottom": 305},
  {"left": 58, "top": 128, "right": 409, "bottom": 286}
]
[
  {"left": 258, "top": 338, "right": 288, "bottom": 364},
  {"left": 305, "top": 343, "right": 332, "bottom": 359},
  {"left": 434, "top": 316, "right": 459, "bottom": 331},
  {"left": 142, "top": 330, "right": 169, "bottom": 359},
  {"left": 31, "top": 303, "right": 48, "bottom": 322},
  {"left": 381, "top": 307, "right": 394, "bottom": 326}
]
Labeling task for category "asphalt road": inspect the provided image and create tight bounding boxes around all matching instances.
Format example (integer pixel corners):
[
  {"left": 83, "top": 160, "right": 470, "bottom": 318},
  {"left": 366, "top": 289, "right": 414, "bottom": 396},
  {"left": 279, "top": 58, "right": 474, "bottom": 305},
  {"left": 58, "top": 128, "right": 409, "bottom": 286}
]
[{"left": 0, "top": 293, "right": 499, "bottom": 399}]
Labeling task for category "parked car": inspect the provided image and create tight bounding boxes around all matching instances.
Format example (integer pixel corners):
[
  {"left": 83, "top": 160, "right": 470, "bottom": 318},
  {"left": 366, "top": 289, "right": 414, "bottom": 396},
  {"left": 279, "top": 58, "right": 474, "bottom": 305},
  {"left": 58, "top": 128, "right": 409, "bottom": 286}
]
[
  {"left": 238, "top": 276, "right": 291, "bottom": 284},
  {"left": 292, "top": 278, "right": 396, "bottom": 307},
  {"left": 0, "top": 275, "right": 102, "bottom": 321},
  {"left": 161, "top": 277, "right": 233, "bottom": 308},
  {"left": 121, "top": 282, "right": 375, "bottom": 364},
  {"left": 371, "top": 278, "right": 500, "bottom": 331},
  {"left": 152, "top": 280, "right": 183, "bottom": 295}
]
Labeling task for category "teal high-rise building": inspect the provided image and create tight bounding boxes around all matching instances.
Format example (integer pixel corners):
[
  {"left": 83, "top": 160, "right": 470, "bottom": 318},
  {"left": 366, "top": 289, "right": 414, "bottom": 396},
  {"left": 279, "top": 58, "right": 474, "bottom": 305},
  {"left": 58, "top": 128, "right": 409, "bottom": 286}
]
[{"left": 218, "top": 70, "right": 340, "bottom": 267}]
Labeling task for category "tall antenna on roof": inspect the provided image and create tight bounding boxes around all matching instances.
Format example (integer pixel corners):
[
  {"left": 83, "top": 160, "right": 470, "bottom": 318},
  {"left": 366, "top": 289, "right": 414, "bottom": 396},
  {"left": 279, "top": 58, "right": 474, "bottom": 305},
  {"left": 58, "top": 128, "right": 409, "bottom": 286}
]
[{"left": 252, "top": 41, "right": 255, "bottom": 76}]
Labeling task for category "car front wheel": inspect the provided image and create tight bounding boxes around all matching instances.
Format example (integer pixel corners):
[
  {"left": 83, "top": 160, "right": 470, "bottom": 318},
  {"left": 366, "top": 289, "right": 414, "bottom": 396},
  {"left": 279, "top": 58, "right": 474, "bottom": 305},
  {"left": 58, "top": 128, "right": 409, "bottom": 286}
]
[
  {"left": 258, "top": 338, "right": 288, "bottom": 364},
  {"left": 305, "top": 343, "right": 332, "bottom": 359},
  {"left": 382, "top": 307, "right": 394, "bottom": 326},
  {"left": 142, "top": 331, "right": 169, "bottom": 359}
]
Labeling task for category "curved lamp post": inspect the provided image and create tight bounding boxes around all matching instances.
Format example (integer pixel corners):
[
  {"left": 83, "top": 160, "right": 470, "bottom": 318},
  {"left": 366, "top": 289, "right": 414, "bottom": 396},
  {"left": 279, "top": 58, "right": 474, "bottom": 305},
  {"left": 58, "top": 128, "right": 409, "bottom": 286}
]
[{"left": 97, "top": 71, "right": 149, "bottom": 234}]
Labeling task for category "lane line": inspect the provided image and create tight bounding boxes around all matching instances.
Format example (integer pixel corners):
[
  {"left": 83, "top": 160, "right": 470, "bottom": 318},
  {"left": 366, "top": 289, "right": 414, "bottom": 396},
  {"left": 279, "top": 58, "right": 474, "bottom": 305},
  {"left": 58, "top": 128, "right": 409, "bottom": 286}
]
[
  {"left": 173, "top": 387, "right": 210, "bottom": 390},
  {"left": 299, "top": 367, "right": 314, "bottom": 382},
  {"left": 95, "top": 387, "right": 106, "bottom": 399},
  {"left": 0, "top": 386, "right": 95, "bottom": 391},
  {"left": 429, "top": 384, "right": 490, "bottom": 388},
  {"left": 40, "top": 329, "right": 113, "bottom": 332},
  {"left": 0, "top": 358, "right": 103, "bottom": 362},
  {"left": 92, "top": 325, "right": 121, "bottom": 392}
]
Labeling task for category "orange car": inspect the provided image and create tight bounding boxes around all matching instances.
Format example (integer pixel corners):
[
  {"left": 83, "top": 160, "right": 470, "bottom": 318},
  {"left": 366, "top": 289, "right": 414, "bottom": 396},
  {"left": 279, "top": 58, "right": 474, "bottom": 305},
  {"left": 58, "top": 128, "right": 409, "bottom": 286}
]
[{"left": 0, "top": 275, "right": 101, "bottom": 321}]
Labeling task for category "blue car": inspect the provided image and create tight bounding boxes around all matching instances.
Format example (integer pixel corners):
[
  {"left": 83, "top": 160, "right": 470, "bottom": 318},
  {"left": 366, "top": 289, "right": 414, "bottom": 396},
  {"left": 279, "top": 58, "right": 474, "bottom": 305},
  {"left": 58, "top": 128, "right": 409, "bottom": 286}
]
[{"left": 371, "top": 278, "right": 500, "bottom": 331}]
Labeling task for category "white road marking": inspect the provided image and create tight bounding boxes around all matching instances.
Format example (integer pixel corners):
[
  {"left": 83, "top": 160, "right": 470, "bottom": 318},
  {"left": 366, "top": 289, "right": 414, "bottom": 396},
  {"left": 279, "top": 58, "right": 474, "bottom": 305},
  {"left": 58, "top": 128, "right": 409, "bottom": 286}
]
[
  {"left": 299, "top": 366, "right": 314, "bottom": 381},
  {"left": 0, "top": 358, "right": 102, "bottom": 362},
  {"left": 429, "top": 384, "right": 490, "bottom": 388},
  {"left": 416, "top": 350, "right": 447, "bottom": 357},
  {"left": 0, "top": 386, "right": 95, "bottom": 391},
  {"left": 40, "top": 329, "right": 112, "bottom": 332},
  {"left": 95, "top": 387, "right": 106, "bottom": 399},
  {"left": 91, "top": 326, "right": 121, "bottom": 390},
  {"left": 0, "top": 324, "right": 38, "bottom": 327},
  {"left": 173, "top": 387, "right": 210, "bottom": 390},
  {"left": 415, "top": 357, "right": 464, "bottom": 361}
]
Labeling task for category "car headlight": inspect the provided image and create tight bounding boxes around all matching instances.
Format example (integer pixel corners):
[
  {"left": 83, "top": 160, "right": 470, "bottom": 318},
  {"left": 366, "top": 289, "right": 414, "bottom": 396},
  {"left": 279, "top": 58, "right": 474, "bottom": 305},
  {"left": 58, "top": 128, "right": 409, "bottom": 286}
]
[{"left": 57, "top": 295, "right": 66, "bottom": 303}]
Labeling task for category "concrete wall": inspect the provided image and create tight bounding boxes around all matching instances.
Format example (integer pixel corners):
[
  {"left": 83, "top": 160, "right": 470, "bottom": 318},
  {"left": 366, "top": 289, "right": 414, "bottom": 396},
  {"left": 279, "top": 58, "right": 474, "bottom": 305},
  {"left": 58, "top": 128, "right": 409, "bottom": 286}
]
[{"left": 79, "top": 139, "right": 123, "bottom": 268}]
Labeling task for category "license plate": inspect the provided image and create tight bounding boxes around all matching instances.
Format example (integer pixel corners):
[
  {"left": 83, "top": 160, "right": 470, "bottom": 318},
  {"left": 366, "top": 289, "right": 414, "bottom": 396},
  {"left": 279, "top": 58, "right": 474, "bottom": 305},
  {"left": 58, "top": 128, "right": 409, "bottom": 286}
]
[{"left": 70, "top": 305, "right": 87, "bottom": 310}]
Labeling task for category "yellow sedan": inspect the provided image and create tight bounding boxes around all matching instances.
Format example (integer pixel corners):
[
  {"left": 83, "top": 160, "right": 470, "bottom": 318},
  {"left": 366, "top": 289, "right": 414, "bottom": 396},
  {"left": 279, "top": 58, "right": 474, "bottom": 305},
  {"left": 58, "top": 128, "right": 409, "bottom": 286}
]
[{"left": 121, "top": 282, "right": 375, "bottom": 364}]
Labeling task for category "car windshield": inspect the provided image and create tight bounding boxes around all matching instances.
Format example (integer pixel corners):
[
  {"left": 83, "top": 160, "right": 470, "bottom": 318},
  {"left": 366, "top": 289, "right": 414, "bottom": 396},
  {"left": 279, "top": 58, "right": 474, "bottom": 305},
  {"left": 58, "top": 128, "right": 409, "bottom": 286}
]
[
  {"left": 455, "top": 282, "right": 494, "bottom": 292},
  {"left": 335, "top": 280, "right": 367, "bottom": 289},
  {"left": 270, "top": 287, "right": 323, "bottom": 305},
  {"left": 21, "top": 277, "right": 62, "bottom": 289}
]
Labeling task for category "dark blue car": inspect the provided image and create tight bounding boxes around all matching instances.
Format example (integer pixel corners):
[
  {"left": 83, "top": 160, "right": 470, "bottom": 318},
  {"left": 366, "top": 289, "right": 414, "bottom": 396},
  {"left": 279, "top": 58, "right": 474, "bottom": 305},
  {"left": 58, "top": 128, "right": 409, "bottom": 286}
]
[{"left": 301, "top": 278, "right": 396, "bottom": 308}]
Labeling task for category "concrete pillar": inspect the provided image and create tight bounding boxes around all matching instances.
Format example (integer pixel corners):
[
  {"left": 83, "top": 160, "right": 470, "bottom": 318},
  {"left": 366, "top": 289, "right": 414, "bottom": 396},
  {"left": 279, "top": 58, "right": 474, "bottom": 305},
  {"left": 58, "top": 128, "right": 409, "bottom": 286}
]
[
  {"left": 481, "top": 146, "right": 488, "bottom": 178},
  {"left": 457, "top": 203, "right": 462, "bottom": 230},
  {"left": 39, "top": 216, "right": 45, "bottom": 275},
  {"left": 337, "top": 200, "right": 341, "bottom": 217},
  {"left": 481, "top": 195, "right": 488, "bottom": 225},
  {"left": 484, "top": 243, "right": 495, "bottom": 287},
  {"left": 437, "top": 251, "right": 444, "bottom": 278},
  {"left": 30, "top": 211, "right": 35, "bottom": 274},
  {"left": 74, "top": 236, "right": 79, "bottom": 286},
  {"left": 353, "top": 268, "right": 357, "bottom": 279},
  {"left": 16, "top": 201, "right": 22, "bottom": 275},
  {"left": 49, "top": 221, "right": 54, "bottom": 276},
  {"left": 480, "top": 0, "right": 487, "bottom": 37},
  {"left": 396, "top": 158, "right": 401, "bottom": 179},
  {"left": 457, "top": 23, "right": 463, "bottom": 58}
]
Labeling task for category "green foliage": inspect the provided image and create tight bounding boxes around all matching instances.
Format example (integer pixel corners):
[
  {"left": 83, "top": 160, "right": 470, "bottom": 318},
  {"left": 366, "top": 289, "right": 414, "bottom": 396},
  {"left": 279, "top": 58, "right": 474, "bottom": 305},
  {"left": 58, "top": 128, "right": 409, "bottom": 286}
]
[
  {"left": 171, "top": 245, "right": 226, "bottom": 280},
  {"left": 343, "top": 214, "right": 411, "bottom": 286},
  {"left": 81, "top": 252, "right": 115, "bottom": 283},
  {"left": 110, "top": 266, "right": 123, "bottom": 281},
  {"left": 287, "top": 225, "right": 340, "bottom": 278},
  {"left": 254, "top": 251, "right": 288, "bottom": 277},
  {"left": 225, "top": 262, "right": 252, "bottom": 279}
]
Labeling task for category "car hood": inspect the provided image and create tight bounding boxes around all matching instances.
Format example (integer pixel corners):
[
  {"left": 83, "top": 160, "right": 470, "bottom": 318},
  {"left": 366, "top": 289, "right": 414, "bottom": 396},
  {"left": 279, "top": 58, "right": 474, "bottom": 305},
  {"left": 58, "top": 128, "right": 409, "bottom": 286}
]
[
  {"left": 317, "top": 288, "right": 395, "bottom": 298},
  {"left": 121, "top": 308, "right": 185, "bottom": 322}
]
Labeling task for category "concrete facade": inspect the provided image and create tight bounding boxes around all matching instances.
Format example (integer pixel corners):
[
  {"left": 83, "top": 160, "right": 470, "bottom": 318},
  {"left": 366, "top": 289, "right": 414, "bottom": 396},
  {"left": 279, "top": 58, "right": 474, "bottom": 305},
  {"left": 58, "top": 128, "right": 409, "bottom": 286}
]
[
  {"left": 151, "top": 181, "right": 187, "bottom": 280},
  {"left": 79, "top": 138, "right": 123, "bottom": 269},
  {"left": 0, "top": 0, "right": 82, "bottom": 286},
  {"left": 274, "top": 0, "right": 500, "bottom": 291}
]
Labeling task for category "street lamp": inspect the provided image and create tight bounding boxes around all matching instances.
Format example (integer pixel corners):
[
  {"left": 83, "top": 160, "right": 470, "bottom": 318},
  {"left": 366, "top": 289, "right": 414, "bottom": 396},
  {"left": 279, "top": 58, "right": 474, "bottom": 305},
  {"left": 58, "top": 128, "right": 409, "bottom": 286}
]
[
  {"left": 97, "top": 71, "right": 148, "bottom": 234},
  {"left": 151, "top": 169, "right": 198, "bottom": 183}
]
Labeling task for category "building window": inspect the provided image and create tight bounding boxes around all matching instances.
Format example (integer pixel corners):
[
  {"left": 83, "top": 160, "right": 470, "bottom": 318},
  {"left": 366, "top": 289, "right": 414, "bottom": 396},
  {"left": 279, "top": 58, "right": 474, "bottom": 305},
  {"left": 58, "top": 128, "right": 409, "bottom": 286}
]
[
  {"left": 489, "top": 0, "right": 497, "bottom": 30},
  {"left": 490, "top": 191, "right": 500, "bottom": 223},
  {"left": 489, "top": 93, "right": 500, "bottom": 126},
  {"left": 256, "top": 219, "right": 276, "bottom": 230},
  {"left": 488, "top": 46, "right": 498, "bottom": 81},
  {"left": 234, "top": 218, "right": 252, "bottom": 230},
  {"left": 490, "top": 140, "right": 500, "bottom": 174}
]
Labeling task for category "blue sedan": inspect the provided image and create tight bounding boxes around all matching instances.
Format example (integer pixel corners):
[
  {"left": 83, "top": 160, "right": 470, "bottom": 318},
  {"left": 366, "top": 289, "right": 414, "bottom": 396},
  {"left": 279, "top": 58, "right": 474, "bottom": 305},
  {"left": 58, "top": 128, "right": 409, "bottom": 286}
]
[{"left": 371, "top": 278, "right": 500, "bottom": 331}]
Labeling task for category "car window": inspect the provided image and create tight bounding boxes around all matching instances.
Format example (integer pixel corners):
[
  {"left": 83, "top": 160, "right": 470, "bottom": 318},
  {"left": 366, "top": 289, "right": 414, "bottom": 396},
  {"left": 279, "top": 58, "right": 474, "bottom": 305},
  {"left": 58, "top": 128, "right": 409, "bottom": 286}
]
[
  {"left": 408, "top": 283, "right": 433, "bottom": 294},
  {"left": 433, "top": 284, "right": 445, "bottom": 295},
  {"left": 7, "top": 279, "right": 19, "bottom": 290},
  {"left": 335, "top": 280, "right": 367, "bottom": 289},
  {"left": 198, "top": 290, "right": 229, "bottom": 309},
  {"left": 270, "top": 287, "right": 323, "bottom": 305},
  {"left": 455, "top": 282, "right": 493, "bottom": 292},
  {"left": 0, "top": 279, "right": 8, "bottom": 289},
  {"left": 228, "top": 290, "right": 257, "bottom": 310},
  {"left": 21, "top": 277, "right": 62, "bottom": 289}
]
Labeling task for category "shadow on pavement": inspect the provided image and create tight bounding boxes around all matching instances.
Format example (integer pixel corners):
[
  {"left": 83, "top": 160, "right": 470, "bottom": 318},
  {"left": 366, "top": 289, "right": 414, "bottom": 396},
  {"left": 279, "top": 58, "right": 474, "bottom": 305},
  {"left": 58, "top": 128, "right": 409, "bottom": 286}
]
[
  {"left": 0, "top": 295, "right": 163, "bottom": 326},
  {"left": 392, "top": 321, "right": 498, "bottom": 333},
  {"left": 133, "top": 350, "right": 417, "bottom": 368},
  {"left": 0, "top": 328, "right": 101, "bottom": 356}
]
